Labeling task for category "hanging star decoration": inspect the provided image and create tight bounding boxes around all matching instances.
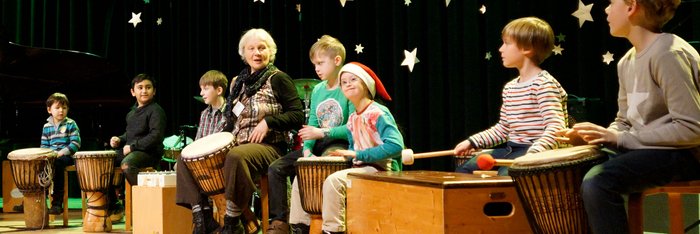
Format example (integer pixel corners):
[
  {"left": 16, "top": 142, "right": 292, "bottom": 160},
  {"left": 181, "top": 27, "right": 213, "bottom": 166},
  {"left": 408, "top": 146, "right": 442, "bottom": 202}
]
[
  {"left": 556, "top": 33, "right": 566, "bottom": 43},
  {"left": 446, "top": 0, "right": 451, "bottom": 7},
  {"left": 296, "top": 4, "right": 301, "bottom": 12},
  {"left": 479, "top": 5, "right": 486, "bottom": 14},
  {"left": 254, "top": 0, "right": 265, "bottom": 3},
  {"left": 552, "top": 45, "right": 564, "bottom": 55},
  {"left": 572, "top": 0, "right": 594, "bottom": 28},
  {"left": 404, "top": 0, "right": 411, "bottom": 6},
  {"left": 156, "top": 18, "right": 163, "bottom": 25},
  {"left": 401, "top": 48, "right": 419, "bottom": 72},
  {"left": 485, "top": 52, "right": 492, "bottom": 60},
  {"left": 602, "top": 51, "right": 615, "bottom": 65},
  {"left": 339, "top": 0, "right": 347, "bottom": 7},
  {"left": 355, "top": 44, "right": 364, "bottom": 54},
  {"left": 128, "top": 12, "right": 142, "bottom": 28},
  {"left": 143, "top": 0, "right": 150, "bottom": 3}
]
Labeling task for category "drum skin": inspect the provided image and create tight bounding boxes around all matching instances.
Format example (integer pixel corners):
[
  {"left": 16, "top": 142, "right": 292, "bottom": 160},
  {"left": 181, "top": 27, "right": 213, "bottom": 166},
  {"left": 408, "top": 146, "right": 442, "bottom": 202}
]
[{"left": 7, "top": 148, "right": 57, "bottom": 229}]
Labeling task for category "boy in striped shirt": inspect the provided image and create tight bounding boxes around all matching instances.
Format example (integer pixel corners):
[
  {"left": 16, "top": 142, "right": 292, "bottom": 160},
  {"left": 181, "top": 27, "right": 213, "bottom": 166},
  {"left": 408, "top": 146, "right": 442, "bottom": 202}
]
[
  {"left": 453, "top": 17, "right": 568, "bottom": 175},
  {"left": 41, "top": 92, "right": 81, "bottom": 214}
]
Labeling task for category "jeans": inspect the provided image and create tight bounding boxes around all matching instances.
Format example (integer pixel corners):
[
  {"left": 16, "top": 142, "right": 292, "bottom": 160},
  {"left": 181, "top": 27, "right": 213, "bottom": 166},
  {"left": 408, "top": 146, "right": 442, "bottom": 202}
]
[
  {"left": 456, "top": 141, "right": 530, "bottom": 175},
  {"left": 582, "top": 148, "right": 700, "bottom": 234}
]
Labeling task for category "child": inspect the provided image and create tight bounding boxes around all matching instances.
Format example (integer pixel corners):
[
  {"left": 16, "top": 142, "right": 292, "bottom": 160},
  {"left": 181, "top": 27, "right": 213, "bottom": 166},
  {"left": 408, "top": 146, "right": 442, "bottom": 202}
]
[
  {"left": 453, "top": 17, "right": 568, "bottom": 175},
  {"left": 266, "top": 35, "right": 353, "bottom": 234},
  {"left": 41, "top": 92, "right": 81, "bottom": 215},
  {"left": 557, "top": 0, "right": 700, "bottom": 233},
  {"left": 176, "top": 70, "right": 228, "bottom": 234},
  {"left": 109, "top": 73, "right": 166, "bottom": 218},
  {"left": 288, "top": 62, "right": 404, "bottom": 234}
]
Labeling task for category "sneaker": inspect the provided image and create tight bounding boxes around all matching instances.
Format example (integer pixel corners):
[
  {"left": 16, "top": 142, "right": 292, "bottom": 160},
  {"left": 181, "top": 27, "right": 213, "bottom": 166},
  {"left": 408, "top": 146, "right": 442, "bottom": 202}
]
[
  {"left": 266, "top": 220, "right": 290, "bottom": 234},
  {"left": 192, "top": 209, "right": 220, "bottom": 234},
  {"left": 48, "top": 205, "right": 63, "bottom": 215},
  {"left": 290, "top": 223, "right": 310, "bottom": 234},
  {"left": 220, "top": 215, "right": 244, "bottom": 234}
]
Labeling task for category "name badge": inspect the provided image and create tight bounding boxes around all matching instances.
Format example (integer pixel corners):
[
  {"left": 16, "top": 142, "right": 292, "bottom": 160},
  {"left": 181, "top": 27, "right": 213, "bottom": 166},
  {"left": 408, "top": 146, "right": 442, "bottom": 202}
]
[{"left": 232, "top": 102, "right": 245, "bottom": 117}]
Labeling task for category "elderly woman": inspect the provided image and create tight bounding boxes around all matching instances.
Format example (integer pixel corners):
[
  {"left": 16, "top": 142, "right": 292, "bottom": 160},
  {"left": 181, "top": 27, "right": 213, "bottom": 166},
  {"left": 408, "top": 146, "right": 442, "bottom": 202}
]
[{"left": 176, "top": 28, "right": 303, "bottom": 234}]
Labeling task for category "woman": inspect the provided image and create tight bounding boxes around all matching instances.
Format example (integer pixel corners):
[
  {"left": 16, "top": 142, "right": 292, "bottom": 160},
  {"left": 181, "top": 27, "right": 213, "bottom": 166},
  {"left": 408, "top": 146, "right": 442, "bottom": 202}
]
[{"left": 176, "top": 28, "right": 303, "bottom": 234}]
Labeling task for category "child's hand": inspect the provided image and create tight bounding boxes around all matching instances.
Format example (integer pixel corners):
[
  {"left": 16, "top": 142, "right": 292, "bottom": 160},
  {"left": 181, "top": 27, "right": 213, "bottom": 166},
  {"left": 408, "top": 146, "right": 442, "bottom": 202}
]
[
  {"left": 298, "top": 125, "right": 323, "bottom": 140},
  {"left": 110, "top": 136, "right": 120, "bottom": 148},
  {"left": 454, "top": 139, "right": 474, "bottom": 156},
  {"left": 555, "top": 128, "right": 587, "bottom": 146},
  {"left": 571, "top": 122, "right": 618, "bottom": 145},
  {"left": 328, "top": 149, "right": 356, "bottom": 158},
  {"left": 123, "top": 145, "right": 132, "bottom": 155}
]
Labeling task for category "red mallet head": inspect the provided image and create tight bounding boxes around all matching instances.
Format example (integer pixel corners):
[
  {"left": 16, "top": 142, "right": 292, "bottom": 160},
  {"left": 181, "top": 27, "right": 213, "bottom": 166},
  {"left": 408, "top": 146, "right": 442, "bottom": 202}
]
[{"left": 476, "top": 154, "right": 496, "bottom": 170}]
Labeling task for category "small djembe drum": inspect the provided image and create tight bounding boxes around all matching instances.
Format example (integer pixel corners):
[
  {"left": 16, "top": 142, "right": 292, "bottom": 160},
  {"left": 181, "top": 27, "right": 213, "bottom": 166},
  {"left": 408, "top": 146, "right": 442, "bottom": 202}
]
[
  {"left": 73, "top": 150, "right": 117, "bottom": 232},
  {"left": 295, "top": 156, "right": 352, "bottom": 232},
  {"left": 508, "top": 145, "right": 606, "bottom": 234},
  {"left": 180, "top": 132, "right": 234, "bottom": 225},
  {"left": 8, "top": 148, "right": 57, "bottom": 229}
]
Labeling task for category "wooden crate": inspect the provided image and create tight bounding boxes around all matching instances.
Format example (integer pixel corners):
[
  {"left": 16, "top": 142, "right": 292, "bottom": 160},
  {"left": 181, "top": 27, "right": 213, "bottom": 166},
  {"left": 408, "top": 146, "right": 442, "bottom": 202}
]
[
  {"left": 2, "top": 160, "right": 24, "bottom": 213},
  {"left": 132, "top": 185, "right": 193, "bottom": 234}
]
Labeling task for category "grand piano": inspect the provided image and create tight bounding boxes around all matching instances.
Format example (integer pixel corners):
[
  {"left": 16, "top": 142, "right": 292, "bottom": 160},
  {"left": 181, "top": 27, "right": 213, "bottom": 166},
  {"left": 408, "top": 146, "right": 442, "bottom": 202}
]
[{"left": 0, "top": 32, "right": 131, "bottom": 155}]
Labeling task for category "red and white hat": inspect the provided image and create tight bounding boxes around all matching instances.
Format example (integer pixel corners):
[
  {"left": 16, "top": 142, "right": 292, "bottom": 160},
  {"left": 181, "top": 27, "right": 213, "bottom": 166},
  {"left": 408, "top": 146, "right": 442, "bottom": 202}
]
[{"left": 339, "top": 62, "right": 392, "bottom": 101}]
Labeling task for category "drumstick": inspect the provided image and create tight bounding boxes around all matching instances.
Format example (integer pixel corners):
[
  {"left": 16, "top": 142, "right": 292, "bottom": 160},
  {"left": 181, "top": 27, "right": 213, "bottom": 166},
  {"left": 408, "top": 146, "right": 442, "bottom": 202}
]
[
  {"left": 476, "top": 154, "right": 514, "bottom": 170},
  {"left": 401, "top": 149, "right": 454, "bottom": 165}
]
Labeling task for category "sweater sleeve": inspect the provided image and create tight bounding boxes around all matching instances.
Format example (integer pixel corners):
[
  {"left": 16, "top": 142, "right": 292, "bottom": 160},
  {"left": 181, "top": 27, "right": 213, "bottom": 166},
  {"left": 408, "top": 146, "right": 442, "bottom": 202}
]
[
  {"left": 355, "top": 112, "right": 404, "bottom": 163},
  {"left": 303, "top": 83, "right": 324, "bottom": 153},
  {"left": 468, "top": 86, "right": 511, "bottom": 149},
  {"left": 265, "top": 72, "right": 305, "bottom": 131},
  {"left": 527, "top": 80, "right": 567, "bottom": 153},
  {"left": 60, "top": 120, "right": 81, "bottom": 155}
]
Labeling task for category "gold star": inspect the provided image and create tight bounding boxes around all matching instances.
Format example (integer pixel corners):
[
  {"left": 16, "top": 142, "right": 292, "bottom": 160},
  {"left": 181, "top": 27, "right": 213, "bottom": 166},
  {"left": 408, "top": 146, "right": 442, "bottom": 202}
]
[
  {"left": 602, "top": 51, "right": 615, "bottom": 65},
  {"left": 552, "top": 45, "right": 564, "bottom": 55}
]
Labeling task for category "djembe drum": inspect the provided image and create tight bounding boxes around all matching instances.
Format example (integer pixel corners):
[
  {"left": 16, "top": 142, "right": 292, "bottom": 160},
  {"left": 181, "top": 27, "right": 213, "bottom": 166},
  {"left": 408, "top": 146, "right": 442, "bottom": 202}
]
[
  {"left": 508, "top": 145, "right": 606, "bottom": 234},
  {"left": 180, "top": 132, "right": 234, "bottom": 225},
  {"left": 295, "top": 156, "right": 352, "bottom": 232},
  {"left": 74, "top": 150, "right": 117, "bottom": 232},
  {"left": 8, "top": 148, "right": 57, "bottom": 229}
]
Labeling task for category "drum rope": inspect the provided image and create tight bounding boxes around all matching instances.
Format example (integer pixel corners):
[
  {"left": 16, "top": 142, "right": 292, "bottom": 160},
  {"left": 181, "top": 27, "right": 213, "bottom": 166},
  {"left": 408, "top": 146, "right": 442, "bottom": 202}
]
[{"left": 38, "top": 158, "right": 53, "bottom": 188}]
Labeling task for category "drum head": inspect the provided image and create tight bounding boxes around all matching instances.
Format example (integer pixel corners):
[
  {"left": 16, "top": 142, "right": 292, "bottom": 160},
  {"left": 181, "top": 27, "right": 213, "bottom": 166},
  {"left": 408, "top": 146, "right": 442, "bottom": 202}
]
[
  {"left": 297, "top": 156, "right": 349, "bottom": 163},
  {"left": 181, "top": 132, "right": 234, "bottom": 159},
  {"left": 512, "top": 145, "right": 601, "bottom": 167},
  {"left": 73, "top": 150, "right": 118, "bottom": 159},
  {"left": 8, "top": 148, "right": 56, "bottom": 160}
]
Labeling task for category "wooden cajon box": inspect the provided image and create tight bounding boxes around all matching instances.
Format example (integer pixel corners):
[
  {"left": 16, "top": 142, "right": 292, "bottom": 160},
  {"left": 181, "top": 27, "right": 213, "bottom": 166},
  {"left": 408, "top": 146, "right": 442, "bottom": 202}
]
[
  {"left": 2, "top": 160, "right": 23, "bottom": 213},
  {"left": 132, "top": 185, "right": 193, "bottom": 234},
  {"left": 347, "top": 171, "right": 532, "bottom": 234}
]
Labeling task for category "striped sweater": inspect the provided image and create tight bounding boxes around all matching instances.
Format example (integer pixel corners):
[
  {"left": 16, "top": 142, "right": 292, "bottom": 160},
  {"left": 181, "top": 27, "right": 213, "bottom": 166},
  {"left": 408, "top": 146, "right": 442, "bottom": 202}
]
[
  {"left": 40, "top": 117, "right": 81, "bottom": 156},
  {"left": 468, "top": 70, "right": 568, "bottom": 153}
]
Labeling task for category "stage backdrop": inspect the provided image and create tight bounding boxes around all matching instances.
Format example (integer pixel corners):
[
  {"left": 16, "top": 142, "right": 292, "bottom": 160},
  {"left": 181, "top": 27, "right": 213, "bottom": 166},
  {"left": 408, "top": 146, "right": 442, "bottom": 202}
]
[{"left": 1, "top": 0, "right": 698, "bottom": 170}]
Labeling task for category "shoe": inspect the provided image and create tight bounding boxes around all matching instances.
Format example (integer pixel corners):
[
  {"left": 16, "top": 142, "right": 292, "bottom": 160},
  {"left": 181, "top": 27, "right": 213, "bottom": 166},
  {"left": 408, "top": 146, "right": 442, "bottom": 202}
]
[
  {"left": 290, "top": 223, "right": 310, "bottom": 234},
  {"left": 266, "top": 220, "right": 290, "bottom": 234},
  {"left": 48, "top": 205, "right": 63, "bottom": 215},
  {"left": 109, "top": 203, "right": 125, "bottom": 223},
  {"left": 220, "top": 215, "right": 244, "bottom": 234},
  {"left": 192, "top": 209, "right": 220, "bottom": 234},
  {"left": 13, "top": 204, "right": 23, "bottom": 212},
  {"left": 322, "top": 231, "right": 345, "bottom": 234}
]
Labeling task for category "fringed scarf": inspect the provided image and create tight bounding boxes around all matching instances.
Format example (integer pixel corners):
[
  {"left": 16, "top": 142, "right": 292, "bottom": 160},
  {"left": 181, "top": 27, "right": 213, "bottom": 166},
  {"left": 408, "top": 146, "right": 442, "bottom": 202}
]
[{"left": 224, "top": 63, "right": 279, "bottom": 119}]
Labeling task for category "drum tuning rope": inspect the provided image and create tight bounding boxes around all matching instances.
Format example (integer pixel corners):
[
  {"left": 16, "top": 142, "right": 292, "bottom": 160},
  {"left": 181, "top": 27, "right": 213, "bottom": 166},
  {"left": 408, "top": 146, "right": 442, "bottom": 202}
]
[{"left": 38, "top": 158, "right": 53, "bottom": 188}]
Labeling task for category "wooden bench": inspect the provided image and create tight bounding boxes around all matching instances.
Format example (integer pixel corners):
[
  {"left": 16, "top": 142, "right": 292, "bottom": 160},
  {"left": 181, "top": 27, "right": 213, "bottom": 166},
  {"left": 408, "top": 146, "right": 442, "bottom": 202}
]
[{"left": 628, "top": 180, "right": 700, "bottom": 234}]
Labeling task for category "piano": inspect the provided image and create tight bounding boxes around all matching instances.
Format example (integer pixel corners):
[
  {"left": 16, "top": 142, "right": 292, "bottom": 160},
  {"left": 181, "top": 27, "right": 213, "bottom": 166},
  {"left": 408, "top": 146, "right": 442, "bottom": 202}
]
[{"left": 0, "top": 33, "right": 131, "bottom": 153}]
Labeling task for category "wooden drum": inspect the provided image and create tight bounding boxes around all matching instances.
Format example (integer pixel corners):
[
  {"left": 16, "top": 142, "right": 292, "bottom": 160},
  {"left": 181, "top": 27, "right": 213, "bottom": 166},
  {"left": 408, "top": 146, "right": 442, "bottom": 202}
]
[
  {"left": 295, "top": 156, "right": 352, "bottom": 215},
  {"left": 508, "top": 145, "right": 606, "bottom": 234},
  {"left": 74, "top": 150, "right": 117, "bottom": 232},
  {"left": 181, "top": 132, "right": 234, "bottom": 224},
  {"left": 7, "top": 148, "right": 57, "bottom": 229}
]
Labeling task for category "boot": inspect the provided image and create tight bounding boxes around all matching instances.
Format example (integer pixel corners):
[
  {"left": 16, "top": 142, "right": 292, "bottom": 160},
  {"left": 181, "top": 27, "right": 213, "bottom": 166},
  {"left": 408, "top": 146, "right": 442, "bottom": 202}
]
[
  {"left": 192, "top": 210, "right": 206, "bottom": 234},
  {"left": 220, "top": 215, "right": 244, "bottom": 234},
  {"left": 290, "top": 223, "right": 310, "bottom": 234},
  {"left": 203, "top": 208, "right": 220, "bottom": 234}
]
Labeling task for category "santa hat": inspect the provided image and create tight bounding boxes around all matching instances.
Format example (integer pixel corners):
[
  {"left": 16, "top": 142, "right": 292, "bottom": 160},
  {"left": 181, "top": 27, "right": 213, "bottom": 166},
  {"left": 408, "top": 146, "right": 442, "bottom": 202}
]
[{"left": 339, "top": 62, "right": 392, "bottom": 101}]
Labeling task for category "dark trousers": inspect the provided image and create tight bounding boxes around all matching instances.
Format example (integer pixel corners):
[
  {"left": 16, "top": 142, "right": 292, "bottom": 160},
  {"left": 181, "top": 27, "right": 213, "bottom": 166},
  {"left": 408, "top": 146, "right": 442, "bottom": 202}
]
[
  {"left": 267, "top": 138, "right": 347, "bottom": 222},
  {"left": 582, "top": 149, "right": 700, "bottom": 234},
  {"left": 108, "top": 150, "right": 159, "bottom": 207},
  {"left": 456, "top": 141, "right": 530, "bottom": 175},
  {"left": 51, "top": 155, "right": 75, "bottom": 206}
]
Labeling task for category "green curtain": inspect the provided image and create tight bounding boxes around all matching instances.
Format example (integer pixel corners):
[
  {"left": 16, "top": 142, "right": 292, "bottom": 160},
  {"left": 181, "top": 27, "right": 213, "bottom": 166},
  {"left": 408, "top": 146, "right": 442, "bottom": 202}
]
[{"left": 1, "top": 0, "right": 699, "bottom": 170}]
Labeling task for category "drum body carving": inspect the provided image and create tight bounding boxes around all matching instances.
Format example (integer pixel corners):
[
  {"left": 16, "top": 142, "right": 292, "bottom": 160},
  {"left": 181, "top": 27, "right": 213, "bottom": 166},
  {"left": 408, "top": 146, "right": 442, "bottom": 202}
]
[
  {"left": 181, "top": 132, "right": 235, "bottom": 225},
  {"left": 74, "top": 150, "right": 117, "bottom": 232},
  {"left": 295, "top": 156, "right": 352, "bottom": 215},
  {"left": 508, "top": 145, "right": 606, "bottom": 234},
  {"left": 8, "top": 148, "right": 57, "bottom": 229}
]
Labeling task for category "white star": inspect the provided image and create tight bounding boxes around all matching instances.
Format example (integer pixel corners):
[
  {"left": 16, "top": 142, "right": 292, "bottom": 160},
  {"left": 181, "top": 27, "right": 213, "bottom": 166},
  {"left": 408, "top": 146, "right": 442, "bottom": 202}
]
[
  {"left": 446, "top": 0, "right": 452, "bottom": 7},
  {"left": 128, "top": 12, "right": 142, "bottom": 28},
  {"left": 401, "top": 48, "right": 419, "bottom": 72},
  {"left": 156, "top": 18, "right": 163, "bottom": 25},
  {"left": 485, "top": 52, "right": 492, "bottom": 60},
  {"left": 355, "top": 44, "right": 364, "bottom": 54},
  {"left": 479, "top": 5, "right": 486, "bottom": 14},
  {"left": 572, "top": 0, "right": 594, "bottom": 28},
  {"left": 602, "top": 51, "right": 615, "bottom": 65},
  {"left": 254, "top": 0, "right": 265, "bottom": 3},
  {"left": 339, "top": 0, "right": 347, "bottom": 7},
  {"left": 296, "top": 4, "right": 301, "bottom": 13},
  {"left": 404, "top": 0, "right": 411, "bottom": 6},
  {"left": 552, "top": 44, "right": 564, "bottom": 55},
  {"left": 627, "top": 78, "right": 649, "bottom": 124}
]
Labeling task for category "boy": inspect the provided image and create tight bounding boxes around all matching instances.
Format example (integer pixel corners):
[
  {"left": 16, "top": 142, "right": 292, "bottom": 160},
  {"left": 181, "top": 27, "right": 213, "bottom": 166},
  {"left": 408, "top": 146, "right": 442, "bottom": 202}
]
[
  {"left": 176, "top": 70, "right": 228, "bottom": 234},
  {"left": 288, "top": 62, "right": 404, "bottom": 234},
  {"left": 453, "top": 17, "right": 568, "bottom": 175},
  {"left": 41, "top": 92, "right": 81, "bottom": 215},
  {"left": 557, "top": 0, "right": 700, "bottom": 233},
  {"left": 109, "top": 73, "right": 166, "bottom": 218},
  {"left": 267, "top": 35, "right": 353, "bottom": 234}
]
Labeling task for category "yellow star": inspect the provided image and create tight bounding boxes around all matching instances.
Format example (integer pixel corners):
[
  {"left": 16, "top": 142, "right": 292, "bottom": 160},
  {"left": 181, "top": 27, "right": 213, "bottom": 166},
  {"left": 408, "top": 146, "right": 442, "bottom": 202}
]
[{"left": 552, "top": 44, "right": 564, "bottom": 55}]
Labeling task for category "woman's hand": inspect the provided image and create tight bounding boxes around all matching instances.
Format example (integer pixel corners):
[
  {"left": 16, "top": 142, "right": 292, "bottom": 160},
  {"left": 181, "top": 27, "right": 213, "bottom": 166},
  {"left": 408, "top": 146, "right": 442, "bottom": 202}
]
[{"left": 250, "top": 119, "right": 269, "bottom": 143}]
